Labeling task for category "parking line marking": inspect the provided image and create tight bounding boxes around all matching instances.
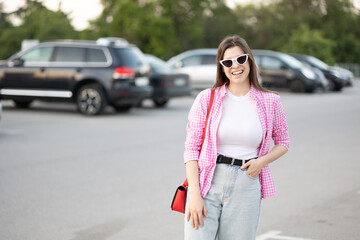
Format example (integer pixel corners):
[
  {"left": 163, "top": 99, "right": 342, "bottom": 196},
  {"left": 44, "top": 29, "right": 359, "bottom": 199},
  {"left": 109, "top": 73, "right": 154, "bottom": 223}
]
[{"left": 256, "top": 230, "right": 317, "bottom": 240}]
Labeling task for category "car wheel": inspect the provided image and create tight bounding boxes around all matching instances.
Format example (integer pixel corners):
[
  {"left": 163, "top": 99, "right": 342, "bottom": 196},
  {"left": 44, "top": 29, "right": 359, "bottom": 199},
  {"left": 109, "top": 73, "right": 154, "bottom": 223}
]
[
  {"left": 290, "top": 80, "right": 305, "bottom": 93},
  {"left": 14, "top": 99, "right": 33, "bottom": 108},
  {"left": 76, "top": 84, "right": 107, "bottom": 115},
  {"left": 113, "top": 104, "right": 132, "bottom": 112},
  {"left": 153, "top": 98, "right": 169, "bottom": 107}
]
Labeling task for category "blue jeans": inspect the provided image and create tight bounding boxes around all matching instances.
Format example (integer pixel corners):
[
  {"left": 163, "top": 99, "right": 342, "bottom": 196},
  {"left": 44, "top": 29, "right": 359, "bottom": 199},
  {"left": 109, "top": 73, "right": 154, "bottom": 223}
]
[{"left": 184, "top": 164, "right": 262, "bottom": 240}]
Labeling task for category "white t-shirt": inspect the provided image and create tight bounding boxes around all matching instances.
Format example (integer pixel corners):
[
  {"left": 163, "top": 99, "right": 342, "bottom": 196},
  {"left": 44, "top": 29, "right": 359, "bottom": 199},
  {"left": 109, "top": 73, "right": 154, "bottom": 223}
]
[{"left": 216, "top": 88, "right": 263, "bottom": 160}]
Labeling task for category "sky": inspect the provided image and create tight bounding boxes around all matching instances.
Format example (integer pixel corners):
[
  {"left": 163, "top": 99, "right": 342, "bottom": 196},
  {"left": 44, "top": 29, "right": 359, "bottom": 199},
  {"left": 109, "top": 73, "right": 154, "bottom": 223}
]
[{"left": 2, "top": 0, "right": 360, "bottom": 30}]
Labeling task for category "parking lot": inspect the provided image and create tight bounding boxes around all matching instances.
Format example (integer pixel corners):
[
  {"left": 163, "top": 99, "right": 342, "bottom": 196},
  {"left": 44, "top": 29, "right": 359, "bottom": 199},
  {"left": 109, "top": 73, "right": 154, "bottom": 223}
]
[{"left": 0, "top": 81, "right": 359, "bottom": 240}]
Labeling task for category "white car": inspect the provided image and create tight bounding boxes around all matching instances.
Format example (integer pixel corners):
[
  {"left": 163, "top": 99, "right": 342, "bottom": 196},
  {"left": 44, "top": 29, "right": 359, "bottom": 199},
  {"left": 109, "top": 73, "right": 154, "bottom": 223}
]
[
  {"left": 167, "top": 49, "right": 218, "bottom": 89},
  {"left": 167, "top": 48, "right": 263, "bottom": 90}
]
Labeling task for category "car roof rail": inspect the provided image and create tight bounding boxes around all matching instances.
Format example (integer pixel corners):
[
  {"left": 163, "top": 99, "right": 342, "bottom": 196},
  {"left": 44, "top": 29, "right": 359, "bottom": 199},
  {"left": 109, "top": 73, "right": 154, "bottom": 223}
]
[{"left": 96, "top": 37, "right": 129, "bottom": 47}]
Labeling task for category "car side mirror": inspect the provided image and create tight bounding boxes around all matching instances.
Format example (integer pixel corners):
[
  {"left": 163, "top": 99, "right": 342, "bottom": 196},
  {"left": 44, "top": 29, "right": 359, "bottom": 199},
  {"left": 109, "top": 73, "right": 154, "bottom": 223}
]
[{"left": 9, "top": 58, "right": 24, "bottom": 67}]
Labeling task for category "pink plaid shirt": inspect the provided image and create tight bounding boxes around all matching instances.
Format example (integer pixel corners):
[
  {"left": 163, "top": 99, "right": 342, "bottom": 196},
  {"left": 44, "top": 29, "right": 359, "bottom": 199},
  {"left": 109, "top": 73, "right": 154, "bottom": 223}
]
[{"left": 184, "top": 84, "right": 290, "bottom": 199}]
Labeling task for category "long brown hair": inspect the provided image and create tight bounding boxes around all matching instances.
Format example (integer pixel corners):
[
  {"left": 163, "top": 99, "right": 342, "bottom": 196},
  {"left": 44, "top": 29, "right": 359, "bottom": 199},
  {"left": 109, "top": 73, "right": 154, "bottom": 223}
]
[{"left": 214, "top": 35, "right": 271, "bottom": 93}]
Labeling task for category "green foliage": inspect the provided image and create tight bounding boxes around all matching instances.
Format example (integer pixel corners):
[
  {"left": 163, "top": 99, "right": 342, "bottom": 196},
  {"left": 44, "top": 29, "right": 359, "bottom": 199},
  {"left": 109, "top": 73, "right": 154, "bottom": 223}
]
[
  {"left": 0, "top": 0, "right": 77, "bottom": 59},
  {"left": 281, "top": 24, "right": 336, "bottom": 64},
  {"left": 1, "top": 0, "right": 360, "bottom": 63}
]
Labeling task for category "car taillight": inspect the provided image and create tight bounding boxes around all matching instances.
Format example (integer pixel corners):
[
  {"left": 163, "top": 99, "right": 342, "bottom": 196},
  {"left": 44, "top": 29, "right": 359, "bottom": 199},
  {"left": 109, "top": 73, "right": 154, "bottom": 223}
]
[{"left": 113, "top": 67, "right": 135, "bottom": 79}]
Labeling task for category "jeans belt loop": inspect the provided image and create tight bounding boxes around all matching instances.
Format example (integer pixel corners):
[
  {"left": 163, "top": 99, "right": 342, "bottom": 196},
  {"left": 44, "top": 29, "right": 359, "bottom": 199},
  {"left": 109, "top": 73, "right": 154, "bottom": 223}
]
[{"left": 231, "top": 158, "right": 235, "bottom": 165}]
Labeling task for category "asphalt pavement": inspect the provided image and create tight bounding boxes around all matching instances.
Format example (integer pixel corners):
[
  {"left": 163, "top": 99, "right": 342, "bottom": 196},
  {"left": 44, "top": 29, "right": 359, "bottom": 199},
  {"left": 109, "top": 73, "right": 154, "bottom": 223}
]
[{"left": 0, "top": 81, "right": 359, "bottom": 240}]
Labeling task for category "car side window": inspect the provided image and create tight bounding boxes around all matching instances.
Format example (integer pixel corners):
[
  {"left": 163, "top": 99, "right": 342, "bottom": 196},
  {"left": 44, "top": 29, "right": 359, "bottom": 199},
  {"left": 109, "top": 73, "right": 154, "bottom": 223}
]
[
  {"left": 202, "top": 55, "right": 216, "bottom": 65},
  {"left": 21, "top": 47, "right": 53, "bottom": 63},
  {"left": 54, "top": 47, "right": 85, "bottom": 62},
  {"left": 253, "top": 55, "right": 261, "bottom": 66},
  {"left": 261, "top": 56, "right": 283, "bottom": 70},
  {"left": 87, "top": 48, "right": 107, "bottom": 62},
  {"left": 181, "top": 55, "right": 202, "bottom": 67}
]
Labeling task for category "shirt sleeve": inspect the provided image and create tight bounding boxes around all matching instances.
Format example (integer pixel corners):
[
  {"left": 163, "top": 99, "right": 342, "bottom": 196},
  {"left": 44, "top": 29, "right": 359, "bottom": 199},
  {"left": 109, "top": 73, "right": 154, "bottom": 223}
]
[
  {"left": 272, "top": 96, "right": 290, "bottom": 149},
  {"left": 184, "top": 89, "right": 212, "bottom": 164}
]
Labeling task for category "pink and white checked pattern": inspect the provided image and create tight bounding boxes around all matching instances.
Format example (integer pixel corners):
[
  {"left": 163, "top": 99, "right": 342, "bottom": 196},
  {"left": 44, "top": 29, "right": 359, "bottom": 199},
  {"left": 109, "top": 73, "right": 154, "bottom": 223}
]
[{"left": 184, "top": 84, "right": 290, "bottom": 199}]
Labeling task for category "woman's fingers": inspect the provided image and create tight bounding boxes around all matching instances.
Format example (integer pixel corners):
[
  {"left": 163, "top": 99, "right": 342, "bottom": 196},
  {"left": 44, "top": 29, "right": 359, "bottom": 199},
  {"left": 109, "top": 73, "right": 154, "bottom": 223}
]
[
  {"left": 188, "top": 209, "right": 206, "bottom": 229},
  {"left": 186, "top": 210, "right": 191, "bottom": 222},
  {"left": 203, "top": 205, "right": 208, "bottom": 218},
  {"left": 192, "top": 211, "right": 199, "bottom": 229}
]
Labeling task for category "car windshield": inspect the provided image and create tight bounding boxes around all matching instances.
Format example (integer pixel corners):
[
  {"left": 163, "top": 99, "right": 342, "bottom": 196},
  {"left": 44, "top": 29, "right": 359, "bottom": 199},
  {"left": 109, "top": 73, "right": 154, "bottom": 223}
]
[
  {"left": 279, "top": 54, "right": 303, "bottom": 69},
  {"left": 146, "top": 55, "right": 170, "bottom": 74},
  {"left": 114, "top": 47, "right": 146, "bottom": 68},
  {"left": 305, "top": 56, "right": 329, "bottom": 70}
]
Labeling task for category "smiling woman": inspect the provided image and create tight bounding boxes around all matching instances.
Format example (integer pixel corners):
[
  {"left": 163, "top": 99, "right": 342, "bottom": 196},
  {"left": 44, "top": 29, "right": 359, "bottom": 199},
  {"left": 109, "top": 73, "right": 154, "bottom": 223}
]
[
  {"left": 3, "top": 0, "right": 103, "bottom": 30},
  {"left": 183, "top": 35, "right": 290, "bottom": 240}
]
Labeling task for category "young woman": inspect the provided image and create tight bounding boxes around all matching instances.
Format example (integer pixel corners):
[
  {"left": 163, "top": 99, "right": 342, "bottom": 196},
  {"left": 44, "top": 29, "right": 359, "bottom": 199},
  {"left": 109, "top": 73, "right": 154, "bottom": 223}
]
[{"left": 183, "top": 35, "right": 290, "bottom": 240}]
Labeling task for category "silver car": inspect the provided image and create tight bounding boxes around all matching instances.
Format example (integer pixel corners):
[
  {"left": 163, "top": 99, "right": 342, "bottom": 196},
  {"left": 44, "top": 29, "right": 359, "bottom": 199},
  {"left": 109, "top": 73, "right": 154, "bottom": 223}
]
[{"left": 167, "top": 49, "right": 218, "bottom": 89}]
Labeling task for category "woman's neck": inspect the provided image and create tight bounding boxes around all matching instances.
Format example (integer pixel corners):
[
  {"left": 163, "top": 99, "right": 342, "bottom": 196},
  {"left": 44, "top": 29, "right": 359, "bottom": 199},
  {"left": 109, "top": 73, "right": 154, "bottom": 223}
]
[{"left": 228, "top": 81, "right": 251, "bottom": 96}]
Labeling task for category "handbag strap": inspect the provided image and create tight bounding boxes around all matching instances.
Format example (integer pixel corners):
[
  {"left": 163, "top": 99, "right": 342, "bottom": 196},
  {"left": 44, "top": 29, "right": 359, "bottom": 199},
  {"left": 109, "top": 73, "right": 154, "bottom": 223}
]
[
  {"left": 201, "top": 88, "right": 215, "bottom": 148},
  {"left": 184, "top": 88, "right": 215, "bottom": 187}
]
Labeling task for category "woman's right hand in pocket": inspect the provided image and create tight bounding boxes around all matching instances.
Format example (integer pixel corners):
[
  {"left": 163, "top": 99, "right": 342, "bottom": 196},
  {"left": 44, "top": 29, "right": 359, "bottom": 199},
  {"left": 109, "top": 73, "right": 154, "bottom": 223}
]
[{"left": 186, "top": 194, "right": 208, "bottom": 229}]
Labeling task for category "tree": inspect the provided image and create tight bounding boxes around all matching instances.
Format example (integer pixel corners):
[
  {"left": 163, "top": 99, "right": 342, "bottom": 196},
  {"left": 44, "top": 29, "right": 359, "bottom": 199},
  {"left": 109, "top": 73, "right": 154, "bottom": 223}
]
[
  {"left": 0, "top": 0, "right": 78, "bottom": 59},
  {"left": 202, "top": 0, "right": 239, "bottom": 48},
  {"left": 281, "top": 24, "right": 335, "bottom": 64}
]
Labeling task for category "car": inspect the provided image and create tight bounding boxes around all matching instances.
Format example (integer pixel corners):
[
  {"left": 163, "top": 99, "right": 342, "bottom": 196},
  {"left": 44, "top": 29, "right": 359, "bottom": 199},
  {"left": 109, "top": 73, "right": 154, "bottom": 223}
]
[
  {"left": 167, "top": 49, "right": 218, "bottom": 89},
  {"left": 145, "top": 54, "right": 191, "bottom": 107},
  {"left": 253, "top": 50, "right": 324, "bottom": 93},
  {"left": 0, "top": 38, "right": 153, "bottom": 115},
  {"left": 331, "top": 66, "right": 354, "bottom": 87},
  {"left": 291, "top": 54, "right": 346, "bottom": 91}
]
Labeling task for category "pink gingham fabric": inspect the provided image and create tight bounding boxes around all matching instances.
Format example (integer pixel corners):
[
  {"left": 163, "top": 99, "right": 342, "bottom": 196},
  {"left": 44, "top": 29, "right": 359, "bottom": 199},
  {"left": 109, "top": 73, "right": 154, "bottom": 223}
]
[{"left": 184, "top": 84, "right": 290, "bottom": 199}]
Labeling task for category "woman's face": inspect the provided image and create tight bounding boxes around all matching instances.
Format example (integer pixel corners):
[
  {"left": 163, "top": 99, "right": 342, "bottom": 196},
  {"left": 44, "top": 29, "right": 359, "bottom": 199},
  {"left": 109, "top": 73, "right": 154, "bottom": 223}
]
[{"left": 221, "top": 46, "right": 250, "bottom": 87}]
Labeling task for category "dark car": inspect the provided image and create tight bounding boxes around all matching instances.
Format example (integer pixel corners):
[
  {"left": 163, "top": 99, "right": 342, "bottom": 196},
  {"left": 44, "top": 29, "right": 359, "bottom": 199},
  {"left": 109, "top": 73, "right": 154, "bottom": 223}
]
[
  {"left": 145, "top": 54, "right": 191, "bottom": 107},
  {"left": 291, "top": 54, "right": 345, "bottom": 91},
  {"left": 253, "top": 50, "right": 324, "bottom": 93},
  {"left": 0, "top": 38, "right": 153, "bottom": 115}
]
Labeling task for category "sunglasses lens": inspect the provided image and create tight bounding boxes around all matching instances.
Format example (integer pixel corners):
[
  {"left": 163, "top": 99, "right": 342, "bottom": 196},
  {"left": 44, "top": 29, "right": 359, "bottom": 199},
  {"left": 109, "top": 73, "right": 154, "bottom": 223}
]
[
  {"left": 222, "top": 60, "right": 233, "bottom": 68},
  {"left": 237, "top": 55, "right": 247, "bottom": 64}
]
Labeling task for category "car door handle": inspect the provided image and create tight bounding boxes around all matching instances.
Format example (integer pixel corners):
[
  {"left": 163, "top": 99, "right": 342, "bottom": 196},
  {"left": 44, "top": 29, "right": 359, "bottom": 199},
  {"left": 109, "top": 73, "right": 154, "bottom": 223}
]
[
  {"left": 40, "top": 67, "right": 46, "bottom": 72},
  {"left": 76, "top": 68, "right": 82, "bottom": 72}
]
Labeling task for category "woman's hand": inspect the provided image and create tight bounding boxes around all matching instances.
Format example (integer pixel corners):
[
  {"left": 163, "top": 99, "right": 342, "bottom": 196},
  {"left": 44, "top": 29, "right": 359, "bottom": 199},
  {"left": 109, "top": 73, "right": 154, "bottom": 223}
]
[
  {"left": 241, "top": 145, "right": 289, "bottom": 178},
  {"left": 186, "top": 193, "right": 208, "bottom": 229},
  {"left": 241, "top": 158, "right": 264, "bottom": 178}
]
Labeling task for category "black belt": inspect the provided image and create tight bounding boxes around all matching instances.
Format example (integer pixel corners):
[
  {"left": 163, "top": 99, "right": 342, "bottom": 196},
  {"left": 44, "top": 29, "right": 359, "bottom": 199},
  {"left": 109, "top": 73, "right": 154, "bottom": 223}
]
[{"left": 216, "top": 154, "right": 257, "bottom": 167}]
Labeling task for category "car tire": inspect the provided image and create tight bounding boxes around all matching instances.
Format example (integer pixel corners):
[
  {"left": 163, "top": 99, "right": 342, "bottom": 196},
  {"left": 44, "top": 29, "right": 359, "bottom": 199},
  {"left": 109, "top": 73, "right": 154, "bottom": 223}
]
[
  {"left": 14, "top": 99, "right": 33, "bottom": 108},
  {"left": 113, "top": 104, "right": 132, "bottom": 112},
  {"left": 290, "top": 80, "right": 306, "bottom": 93},
  {"left": 76, "top": 84, "right": 107, "bottom": 115},
  {"left": 153, "top": 98, "right": 169, "bottom": 107}
]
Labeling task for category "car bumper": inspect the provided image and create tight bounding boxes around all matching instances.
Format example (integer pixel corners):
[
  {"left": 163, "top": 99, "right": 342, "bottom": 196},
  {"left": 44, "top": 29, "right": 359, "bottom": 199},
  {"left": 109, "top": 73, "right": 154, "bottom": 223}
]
[
  {"left": 152, "top": 86, "right": 191, "bottom": 99},
  {"left": 109, "top": 85, "right": 153, "bottom": 105},
  {"left": 304, "top": 79, "right": 324, "bottom": 91}
]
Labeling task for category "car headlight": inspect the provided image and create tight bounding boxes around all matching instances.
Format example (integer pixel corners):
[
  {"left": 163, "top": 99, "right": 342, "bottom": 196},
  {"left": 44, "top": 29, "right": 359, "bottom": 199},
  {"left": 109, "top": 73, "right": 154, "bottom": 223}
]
[
  {"left": 330, "top": 70, "right": 341, "bottom": 78},
  {"left": 301, "top": 68, "right": 316, "bottom": 80}
]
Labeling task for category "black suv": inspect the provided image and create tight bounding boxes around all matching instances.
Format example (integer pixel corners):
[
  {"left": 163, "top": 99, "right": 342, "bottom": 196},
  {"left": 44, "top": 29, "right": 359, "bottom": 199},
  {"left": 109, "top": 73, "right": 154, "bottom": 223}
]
[
  {"left": 0, "top": 38, "right": 153, "bottom": 115},
  {"left": 253, "top": 50, "right": 324, "bottom": 93}
]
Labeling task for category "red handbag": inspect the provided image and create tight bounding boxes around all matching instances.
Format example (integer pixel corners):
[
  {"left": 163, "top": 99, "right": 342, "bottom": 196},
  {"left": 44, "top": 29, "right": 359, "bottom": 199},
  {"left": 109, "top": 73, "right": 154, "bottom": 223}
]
[{"left": 171, "top": 89, "right": 215, "bottom": 213}]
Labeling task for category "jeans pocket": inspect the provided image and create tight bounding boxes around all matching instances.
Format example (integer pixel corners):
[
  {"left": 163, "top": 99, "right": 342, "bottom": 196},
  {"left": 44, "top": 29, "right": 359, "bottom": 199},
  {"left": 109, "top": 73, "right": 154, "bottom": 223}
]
[{"left": 245, "top": 170, "right": 259, "bottom": 180}]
